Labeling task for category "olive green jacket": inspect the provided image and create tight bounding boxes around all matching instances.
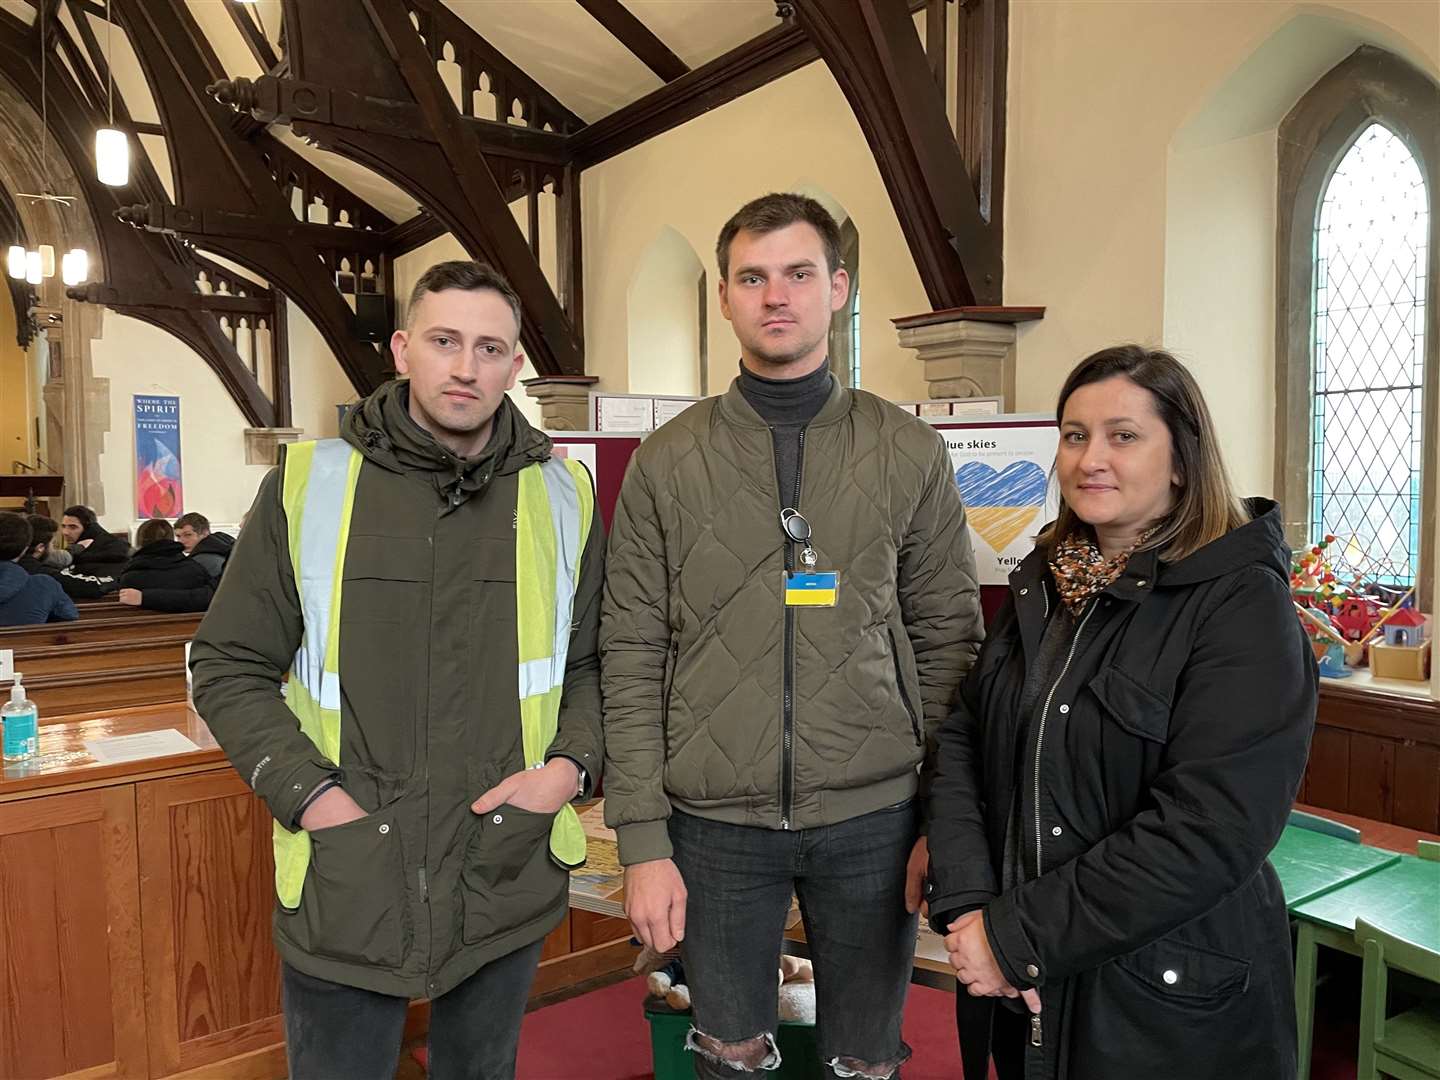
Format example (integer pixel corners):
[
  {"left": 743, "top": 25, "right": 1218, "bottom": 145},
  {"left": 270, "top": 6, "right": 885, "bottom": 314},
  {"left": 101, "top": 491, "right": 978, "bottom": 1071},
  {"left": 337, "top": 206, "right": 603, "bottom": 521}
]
[
  {"left": 190, "top": 382, "right": 603, "bottom": 998},
  {"left": 601, "top": 376, "right": 982, "bottom": 865}
]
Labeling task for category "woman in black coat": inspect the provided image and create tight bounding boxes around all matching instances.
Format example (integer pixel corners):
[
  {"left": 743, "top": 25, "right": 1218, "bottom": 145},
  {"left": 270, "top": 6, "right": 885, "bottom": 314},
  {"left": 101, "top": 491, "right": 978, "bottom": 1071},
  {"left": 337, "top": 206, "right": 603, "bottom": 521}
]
[
  {"left": 927, "top": 345, "right": 1317, "bottom": 1079},
  {"left": 115, "top": 518, "right": 214, "bottom": 612}
]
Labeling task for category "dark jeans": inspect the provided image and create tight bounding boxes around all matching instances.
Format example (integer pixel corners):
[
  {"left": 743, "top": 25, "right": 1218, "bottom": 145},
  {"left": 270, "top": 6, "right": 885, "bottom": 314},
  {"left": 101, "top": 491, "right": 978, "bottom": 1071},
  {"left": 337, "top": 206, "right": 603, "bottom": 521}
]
[
  {"left": 670, "top": 802, "right": 920, "bottom": 1080},
  {"left": 282, "top": 939, "right": 544, "bottom": 1080}
]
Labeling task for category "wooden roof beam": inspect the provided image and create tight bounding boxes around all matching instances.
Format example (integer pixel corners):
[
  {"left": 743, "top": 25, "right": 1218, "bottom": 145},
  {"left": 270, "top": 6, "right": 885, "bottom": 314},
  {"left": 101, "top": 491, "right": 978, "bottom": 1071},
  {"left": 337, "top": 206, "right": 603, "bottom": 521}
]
[{"left": 576, "top": 0, "right": 688, "bottom": 83}]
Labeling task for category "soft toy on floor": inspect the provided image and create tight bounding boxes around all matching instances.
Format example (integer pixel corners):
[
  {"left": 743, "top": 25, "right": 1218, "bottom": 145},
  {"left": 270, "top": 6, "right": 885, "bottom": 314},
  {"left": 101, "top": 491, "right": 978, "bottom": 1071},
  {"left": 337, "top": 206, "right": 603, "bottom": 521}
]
[
  {"left": 777, "top": 955, "right": 815, "bottom": 1024},
  {"left": 634, "top": 946, "right": 815, "bottom": 1022},
  {"left": 647, "top": 957, "right": 693, "bottom": 1011}
]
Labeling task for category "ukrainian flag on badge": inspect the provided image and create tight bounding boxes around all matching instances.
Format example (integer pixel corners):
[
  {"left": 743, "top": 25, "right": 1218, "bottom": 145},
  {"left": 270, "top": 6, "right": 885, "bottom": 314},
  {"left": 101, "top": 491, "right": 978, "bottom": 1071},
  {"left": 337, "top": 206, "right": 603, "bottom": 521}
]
[{"left": 784, "top": 571, "right": 839, "bottom": 607}]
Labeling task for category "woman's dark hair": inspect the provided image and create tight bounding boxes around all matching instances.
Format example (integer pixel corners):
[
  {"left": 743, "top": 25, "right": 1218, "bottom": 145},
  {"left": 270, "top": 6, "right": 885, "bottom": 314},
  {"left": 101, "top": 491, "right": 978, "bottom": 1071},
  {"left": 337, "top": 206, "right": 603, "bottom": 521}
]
[
  {"left": 62, "top": 504, "right": 97, "bottom": 529},
  {"left": 1038, "top": 344, "right": 1246, "bottom": 561},
  {"left": 135, "top": 517, "right": 174, "bottom": 547}
]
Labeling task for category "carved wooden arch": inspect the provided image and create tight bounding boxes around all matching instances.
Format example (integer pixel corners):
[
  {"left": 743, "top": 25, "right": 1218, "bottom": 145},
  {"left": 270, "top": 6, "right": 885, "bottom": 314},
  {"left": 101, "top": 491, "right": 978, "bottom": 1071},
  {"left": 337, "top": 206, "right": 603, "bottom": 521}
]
[
  {"left": 1275, "top": 45, "right": 1439, "bottom": 605},
  {"left": 207, "top": 0, "right": 587, "bottom": 376},
  {"left": 0, "top": 4, "right": 288, "bottom": 428},
  {"left": 106, "top": 0, "right": 394, "bottom": 402}
]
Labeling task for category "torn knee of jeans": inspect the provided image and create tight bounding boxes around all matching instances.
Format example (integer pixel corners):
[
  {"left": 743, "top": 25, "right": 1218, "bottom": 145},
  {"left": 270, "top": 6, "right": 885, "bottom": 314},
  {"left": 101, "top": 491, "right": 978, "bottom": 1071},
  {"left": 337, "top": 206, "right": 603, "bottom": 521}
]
[
  {"left": 685, "top": 1028, "right": 781, "bottom": 1071},
  {"left": 828, "top": 1044, "right": 913, "bottom": 1080}
]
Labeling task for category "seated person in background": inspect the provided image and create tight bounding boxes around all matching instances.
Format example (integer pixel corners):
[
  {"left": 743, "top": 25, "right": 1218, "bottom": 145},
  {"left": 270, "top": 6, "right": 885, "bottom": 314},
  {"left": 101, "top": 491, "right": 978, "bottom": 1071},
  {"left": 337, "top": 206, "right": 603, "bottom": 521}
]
[
  {"left": 21, "top": 514, "right": 72, "bottom": 572},
  {"left": 116, "top": 518, "right": 213, "bottom": 612},
  {"left": 57, "top": 503, "right": 132, "bottom": 599},
  {"left": 0, "top": 512, "right": 78, "bottom": 625},
  {"left": 175, "top": 512, "right": 235, "bottom": 586}
]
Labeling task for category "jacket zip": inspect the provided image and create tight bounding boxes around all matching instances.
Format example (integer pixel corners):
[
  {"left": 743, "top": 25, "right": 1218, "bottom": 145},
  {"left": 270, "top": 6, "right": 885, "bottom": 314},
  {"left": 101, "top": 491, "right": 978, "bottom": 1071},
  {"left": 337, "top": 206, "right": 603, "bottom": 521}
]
[
  {"left": 1033, "top": 598, "right": 1097, "bottom": 876},
  {"left": 889, "top": 627, "right": 923, "bottom": 747},
  {"left": 775, "top": 427, "right": 806, "bottom": 830}
]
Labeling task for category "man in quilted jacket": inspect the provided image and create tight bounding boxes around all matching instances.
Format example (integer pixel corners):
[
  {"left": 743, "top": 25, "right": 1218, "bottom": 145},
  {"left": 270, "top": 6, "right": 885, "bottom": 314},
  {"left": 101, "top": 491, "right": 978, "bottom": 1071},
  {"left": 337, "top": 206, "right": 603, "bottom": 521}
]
[{"left": 602, "top": 193, "right": 983, "bottom": 1079}]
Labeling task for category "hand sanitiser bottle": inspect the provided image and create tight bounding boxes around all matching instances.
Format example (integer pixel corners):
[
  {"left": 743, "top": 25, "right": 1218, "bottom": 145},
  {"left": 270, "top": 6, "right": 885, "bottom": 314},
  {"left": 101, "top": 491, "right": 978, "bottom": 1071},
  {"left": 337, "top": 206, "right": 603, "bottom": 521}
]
[{"left": 2, "top": 674, "right": 39, "bottom": 762}]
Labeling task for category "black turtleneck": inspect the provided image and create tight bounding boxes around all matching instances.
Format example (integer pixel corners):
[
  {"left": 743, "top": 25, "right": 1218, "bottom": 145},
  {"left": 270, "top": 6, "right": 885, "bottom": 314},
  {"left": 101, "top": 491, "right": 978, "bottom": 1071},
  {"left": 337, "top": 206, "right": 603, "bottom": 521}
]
[{"left": 738, "top": 361, "right": 833, "bottom": 508}]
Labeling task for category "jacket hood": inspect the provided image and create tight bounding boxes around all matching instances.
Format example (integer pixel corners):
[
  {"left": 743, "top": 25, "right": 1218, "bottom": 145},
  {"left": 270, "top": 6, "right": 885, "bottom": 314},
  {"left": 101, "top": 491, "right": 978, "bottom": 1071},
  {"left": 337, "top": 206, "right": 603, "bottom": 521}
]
[
  {"left": 78, "top": 522, "right": 129, "bottom": 552},
  {"left": 0, "top": 560, "right": 26, "bottom": 602},
  {"left": 192, "top": 532, "right": 234, "bottom": 557},
  {"left": 1014, "top": 498, "right": 1292, "bottom": 594},
  {"left": 1154, "top": 498, "right": 1290, "bottom": 586},
  {"left": 127, "top": 540, "right": 191, "bottom": 570},
  {"left": 341, "top": 380, "right": 549, "bottom": 508}
]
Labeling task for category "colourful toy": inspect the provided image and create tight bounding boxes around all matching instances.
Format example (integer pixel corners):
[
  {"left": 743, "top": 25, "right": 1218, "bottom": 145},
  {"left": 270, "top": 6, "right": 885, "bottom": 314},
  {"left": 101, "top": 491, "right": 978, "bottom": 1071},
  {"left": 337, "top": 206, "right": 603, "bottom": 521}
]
[{"left": 1381, "top": 606, "right": 1428, "bottom": 648}]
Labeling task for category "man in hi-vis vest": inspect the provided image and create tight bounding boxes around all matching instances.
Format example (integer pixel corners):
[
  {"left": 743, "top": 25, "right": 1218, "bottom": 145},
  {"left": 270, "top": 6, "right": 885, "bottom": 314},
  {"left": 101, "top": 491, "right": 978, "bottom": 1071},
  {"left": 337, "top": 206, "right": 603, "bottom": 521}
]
[{"left": 191, "top": 260, "right": 603, "bottom": 1080}]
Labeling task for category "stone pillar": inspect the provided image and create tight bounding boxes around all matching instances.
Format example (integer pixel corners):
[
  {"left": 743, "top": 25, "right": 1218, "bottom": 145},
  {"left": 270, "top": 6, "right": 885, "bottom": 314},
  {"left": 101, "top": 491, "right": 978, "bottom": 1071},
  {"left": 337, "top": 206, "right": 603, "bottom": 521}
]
[
  {"left": 894, "top": 311, "right": 1030, "bottom": 410},
  {"left": 244, "top": 427, "right": 305, "bottom": 466},
  {"left": 522, "top": 375, "right": 598, "bottom": 432}
]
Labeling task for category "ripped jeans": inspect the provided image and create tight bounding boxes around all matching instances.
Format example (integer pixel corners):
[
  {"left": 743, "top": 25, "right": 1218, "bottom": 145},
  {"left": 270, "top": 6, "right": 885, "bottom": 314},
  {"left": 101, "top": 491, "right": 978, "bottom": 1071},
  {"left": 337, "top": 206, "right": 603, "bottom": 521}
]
[{"left": 669, "top": 803, "right": 919, "bottom": 1079}]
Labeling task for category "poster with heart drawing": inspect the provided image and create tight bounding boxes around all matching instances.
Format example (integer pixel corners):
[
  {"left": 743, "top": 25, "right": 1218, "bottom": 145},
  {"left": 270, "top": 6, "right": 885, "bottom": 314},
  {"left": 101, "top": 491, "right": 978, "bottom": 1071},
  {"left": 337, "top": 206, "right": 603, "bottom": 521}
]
[{"left": 934, "top": 419, "right": 1061, "bottom": 585}]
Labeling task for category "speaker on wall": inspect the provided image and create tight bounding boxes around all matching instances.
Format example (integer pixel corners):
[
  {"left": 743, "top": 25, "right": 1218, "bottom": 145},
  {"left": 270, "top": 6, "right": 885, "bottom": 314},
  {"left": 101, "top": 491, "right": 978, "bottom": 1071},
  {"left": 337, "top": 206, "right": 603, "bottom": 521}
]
[{"left": 355, "top": 292, "right": 390, "bottom": 342}]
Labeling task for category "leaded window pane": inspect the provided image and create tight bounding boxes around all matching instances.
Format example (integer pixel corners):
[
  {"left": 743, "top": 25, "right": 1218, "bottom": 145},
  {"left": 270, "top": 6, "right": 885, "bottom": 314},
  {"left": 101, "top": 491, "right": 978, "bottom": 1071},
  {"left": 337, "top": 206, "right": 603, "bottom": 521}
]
[{"left": 1311, "top": 123, "right": 1428, "bottom": 587}]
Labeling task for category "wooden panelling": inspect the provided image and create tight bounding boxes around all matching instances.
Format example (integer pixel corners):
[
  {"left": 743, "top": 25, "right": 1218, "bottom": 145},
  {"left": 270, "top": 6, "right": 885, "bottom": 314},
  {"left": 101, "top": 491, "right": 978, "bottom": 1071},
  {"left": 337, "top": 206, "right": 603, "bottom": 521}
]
[
  {"left": 1305, "top": 685, "right": 1440, "bottom": 830},
  {"left": 1392, "top": 744, "right": 1440, "bottom": 833},
  {"left": 1304, "top": 724, "right": 1352, "bottom": 814},
  {"left": 569, "top": 908, "right": 631, "bottom": 953},
  {"left": 0, "top": 787, "right": 148, "bottom": 1079},
  {"left": 541, "top": 914, "right": 572, "bottom": 961},
  {"left": 136, "top": 772, "right": 282, "bottom": 1078},
  {"left": 1345, "top": 732, "right": 1396, "bottom": 821}
]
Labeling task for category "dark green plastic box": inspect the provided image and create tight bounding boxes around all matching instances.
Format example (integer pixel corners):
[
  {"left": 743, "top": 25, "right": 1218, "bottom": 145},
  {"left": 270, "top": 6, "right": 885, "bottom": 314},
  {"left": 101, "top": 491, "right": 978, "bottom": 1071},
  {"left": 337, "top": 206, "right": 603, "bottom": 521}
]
[{"left": 646, "top": 1007, "right": 823, "bottom": 1080}]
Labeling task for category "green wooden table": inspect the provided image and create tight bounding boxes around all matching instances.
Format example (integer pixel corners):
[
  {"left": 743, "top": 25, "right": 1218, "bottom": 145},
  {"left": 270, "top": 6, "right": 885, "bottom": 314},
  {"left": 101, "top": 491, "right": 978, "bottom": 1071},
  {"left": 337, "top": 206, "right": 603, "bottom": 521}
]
[
  {"left": 1268, "top": 825, "right": 1401, "bottom": 907},
  {"left": 1289, "top": 854, "right": 1440, "bottom": 1080}
]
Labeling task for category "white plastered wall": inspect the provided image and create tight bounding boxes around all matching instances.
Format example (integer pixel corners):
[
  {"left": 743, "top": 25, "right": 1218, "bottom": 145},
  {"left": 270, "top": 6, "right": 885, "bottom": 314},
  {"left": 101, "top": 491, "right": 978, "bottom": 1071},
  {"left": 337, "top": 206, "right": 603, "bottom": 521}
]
[{"left": 1005, "top": 0, "right": 1438, "bottom": 497}]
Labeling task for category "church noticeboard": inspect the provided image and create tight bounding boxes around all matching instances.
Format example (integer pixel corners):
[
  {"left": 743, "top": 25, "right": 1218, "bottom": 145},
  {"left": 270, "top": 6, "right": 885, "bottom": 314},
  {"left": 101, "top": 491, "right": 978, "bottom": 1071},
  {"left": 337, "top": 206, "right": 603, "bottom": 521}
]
[{"left": 134, "top": 394, "right": 184, "bottom": 518}]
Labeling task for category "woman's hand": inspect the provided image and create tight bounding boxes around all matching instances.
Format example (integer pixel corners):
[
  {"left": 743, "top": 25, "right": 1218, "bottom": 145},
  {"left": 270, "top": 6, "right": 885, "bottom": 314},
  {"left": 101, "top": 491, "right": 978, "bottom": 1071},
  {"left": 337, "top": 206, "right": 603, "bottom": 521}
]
[{"left": 945, "top": 911, "right": 1042, "bottom": 1013}]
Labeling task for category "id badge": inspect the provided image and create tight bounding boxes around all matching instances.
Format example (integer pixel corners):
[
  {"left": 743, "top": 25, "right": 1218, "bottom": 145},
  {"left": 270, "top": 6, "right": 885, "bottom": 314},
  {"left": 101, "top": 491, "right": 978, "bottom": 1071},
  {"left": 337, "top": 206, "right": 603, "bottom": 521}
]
[{"left": 784, "top": 571, "right": 839, "bottom": 608}]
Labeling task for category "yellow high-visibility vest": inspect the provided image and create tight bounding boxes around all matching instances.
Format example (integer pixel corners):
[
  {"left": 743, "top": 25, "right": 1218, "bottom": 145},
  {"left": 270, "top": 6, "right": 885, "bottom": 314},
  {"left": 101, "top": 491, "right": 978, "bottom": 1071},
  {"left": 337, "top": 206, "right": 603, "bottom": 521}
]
[{"left": 273, "top": 438, "right": 592, "bottom": 908}]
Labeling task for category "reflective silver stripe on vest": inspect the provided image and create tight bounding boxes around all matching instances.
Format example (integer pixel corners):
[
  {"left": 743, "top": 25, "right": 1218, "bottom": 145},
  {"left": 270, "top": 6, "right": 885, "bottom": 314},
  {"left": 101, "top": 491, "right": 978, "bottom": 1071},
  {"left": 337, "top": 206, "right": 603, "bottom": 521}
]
[
  {"left": 293, "top": 439, "right": 352, "bottom": 711},
  {"left": 517, "top": 457, "right": 583, "bottom": 699}
]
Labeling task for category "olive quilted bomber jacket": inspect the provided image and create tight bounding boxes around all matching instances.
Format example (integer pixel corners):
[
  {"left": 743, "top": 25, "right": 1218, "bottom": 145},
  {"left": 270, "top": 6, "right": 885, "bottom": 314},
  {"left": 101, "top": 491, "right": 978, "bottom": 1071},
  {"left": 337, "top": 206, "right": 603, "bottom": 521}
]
[{"left": 601, "top": 377, "right": 984, "bottom": 865}]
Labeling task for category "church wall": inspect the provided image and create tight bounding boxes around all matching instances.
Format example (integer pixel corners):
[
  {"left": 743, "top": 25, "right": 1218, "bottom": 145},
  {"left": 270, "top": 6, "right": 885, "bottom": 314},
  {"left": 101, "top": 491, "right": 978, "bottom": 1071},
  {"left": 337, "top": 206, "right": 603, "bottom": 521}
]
[
  {"left": 1005, "top": 0, "right": 1438, "bottom": 497},
  {"left": 88, "top": 304, "right": 357, "bottom": 531},
  {"left": 580, "top": 60, "right": 933, "bottom": 405},
  {"left": 0, "top": 294, "right": 35, "bottom": 484}
]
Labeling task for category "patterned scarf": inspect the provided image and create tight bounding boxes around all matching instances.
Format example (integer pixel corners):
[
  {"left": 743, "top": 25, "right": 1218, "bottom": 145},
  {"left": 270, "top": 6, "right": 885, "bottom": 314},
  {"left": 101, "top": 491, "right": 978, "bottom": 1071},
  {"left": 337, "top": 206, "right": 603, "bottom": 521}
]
[{"left": 1048, "top": 531, "right": 1153, "bottom": 614}]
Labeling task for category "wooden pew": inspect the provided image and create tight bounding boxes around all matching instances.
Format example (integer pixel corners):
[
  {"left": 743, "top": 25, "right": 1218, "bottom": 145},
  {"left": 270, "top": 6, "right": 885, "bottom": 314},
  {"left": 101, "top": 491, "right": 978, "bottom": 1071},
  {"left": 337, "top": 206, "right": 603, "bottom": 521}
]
[
  {"left": 0, "top": 612, "right": 203, "bottom": 717},
  {"left": 0, "top": 611, "right": 203, "bottom": 649}
]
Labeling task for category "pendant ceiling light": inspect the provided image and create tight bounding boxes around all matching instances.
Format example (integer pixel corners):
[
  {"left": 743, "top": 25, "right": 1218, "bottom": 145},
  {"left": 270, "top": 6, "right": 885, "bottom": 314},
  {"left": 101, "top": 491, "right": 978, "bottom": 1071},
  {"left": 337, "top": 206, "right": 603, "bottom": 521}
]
[
  {"left": 94, "top": 0, "right": 128, "bottom": 187},
  {"left": 6, "top": 0, "right": 90, "bottom": 287}
]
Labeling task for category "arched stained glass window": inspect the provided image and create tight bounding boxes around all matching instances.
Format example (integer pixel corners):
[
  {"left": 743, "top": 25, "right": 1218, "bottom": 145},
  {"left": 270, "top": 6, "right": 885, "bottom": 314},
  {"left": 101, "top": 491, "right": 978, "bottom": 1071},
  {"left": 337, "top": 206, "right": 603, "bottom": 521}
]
[{"left": 1311, "top": 123, "right": 1428, "bottom": 587}]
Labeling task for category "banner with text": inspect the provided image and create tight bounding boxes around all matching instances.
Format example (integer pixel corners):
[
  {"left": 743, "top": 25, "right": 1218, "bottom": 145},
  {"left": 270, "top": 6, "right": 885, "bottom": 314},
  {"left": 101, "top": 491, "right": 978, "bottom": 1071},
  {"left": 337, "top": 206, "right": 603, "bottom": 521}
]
[
  {"left": 935, "top": 419, "right": 1059, "bottom": 585},
  {"left": 134, "top": 394, "right": 184, "bottom": 518}
]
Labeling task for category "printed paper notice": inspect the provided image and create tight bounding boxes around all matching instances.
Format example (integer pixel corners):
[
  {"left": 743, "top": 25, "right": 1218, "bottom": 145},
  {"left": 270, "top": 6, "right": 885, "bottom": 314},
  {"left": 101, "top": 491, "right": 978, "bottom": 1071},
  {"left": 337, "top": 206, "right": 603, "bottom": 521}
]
[
  {"left": 945, "top": 424, "right": 1060, "bottom": 585},
  {"left": 595, "top": 396, "right": 655, "bottom": 432},
  {"left": 85, "top": 728, "right": 201, "bottom": 764},
  {"left": 653, "top": 398, "right": 699, "bottom": 427}
]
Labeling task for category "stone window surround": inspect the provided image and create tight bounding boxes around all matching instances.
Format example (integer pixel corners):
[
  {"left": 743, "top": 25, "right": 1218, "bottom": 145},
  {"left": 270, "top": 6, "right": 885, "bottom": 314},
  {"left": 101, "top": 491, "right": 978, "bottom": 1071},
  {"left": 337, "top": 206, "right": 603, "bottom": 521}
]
[{"left": 1274, "top": 45, "right": 1439, "bottom": 611}]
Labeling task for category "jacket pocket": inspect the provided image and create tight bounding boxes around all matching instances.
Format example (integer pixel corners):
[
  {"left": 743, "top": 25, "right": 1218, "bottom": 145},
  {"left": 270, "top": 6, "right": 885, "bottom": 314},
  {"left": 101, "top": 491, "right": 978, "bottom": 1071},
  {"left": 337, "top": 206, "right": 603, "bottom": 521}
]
[
  {"left": 1115, "top": 935, "right": 1252, "bottom": 1003},
  {"left": 294, "top": 808, "right": 409, "bottom": 967},
  {"left": 1088, "top": 665, "right": 1172, "bottom": 743},
  {"left": 460, "top": 804, "right": 564, "bottom": 945},
  {"left": 888, "top": 627, "right": 923, "bottom": 747}
]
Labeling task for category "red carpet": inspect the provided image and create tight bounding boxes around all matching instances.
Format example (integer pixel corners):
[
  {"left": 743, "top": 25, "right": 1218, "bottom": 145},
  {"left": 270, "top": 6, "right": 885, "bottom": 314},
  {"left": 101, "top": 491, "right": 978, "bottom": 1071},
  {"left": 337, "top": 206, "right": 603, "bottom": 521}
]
[
  {"left": 512, "top": 977, "right": 973, "bottom": 1080},
  {"left": 500, "top": 975, "right": 1359, "bottom": 1079}
]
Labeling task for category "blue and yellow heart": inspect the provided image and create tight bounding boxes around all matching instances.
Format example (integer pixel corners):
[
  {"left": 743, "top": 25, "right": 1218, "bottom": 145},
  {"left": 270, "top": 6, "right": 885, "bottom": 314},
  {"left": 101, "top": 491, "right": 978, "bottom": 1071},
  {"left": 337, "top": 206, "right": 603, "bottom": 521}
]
[{"left": 955, "top": 461, "right": 1048, "bottom": 551}]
